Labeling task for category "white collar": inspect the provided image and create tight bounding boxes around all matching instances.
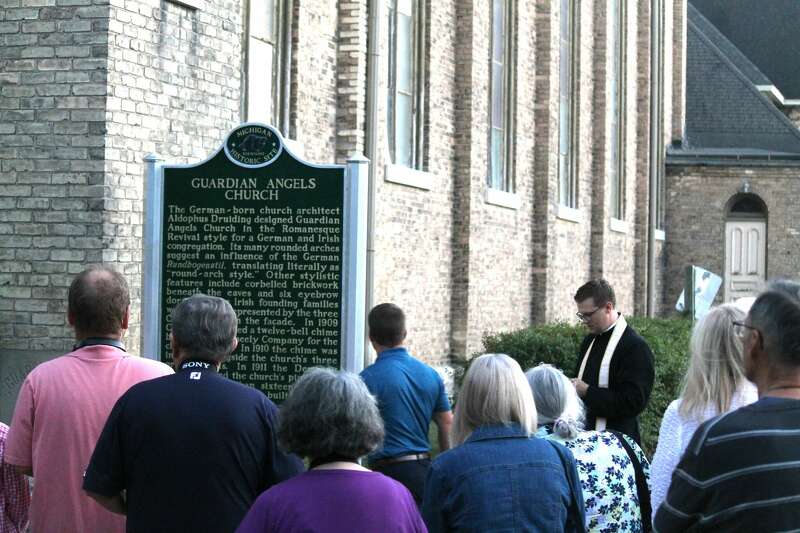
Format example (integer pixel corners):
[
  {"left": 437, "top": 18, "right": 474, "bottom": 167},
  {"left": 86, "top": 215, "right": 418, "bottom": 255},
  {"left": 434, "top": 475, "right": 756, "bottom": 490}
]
[{"left": 601, "top": 314, "right": 621, "bottom": 334}]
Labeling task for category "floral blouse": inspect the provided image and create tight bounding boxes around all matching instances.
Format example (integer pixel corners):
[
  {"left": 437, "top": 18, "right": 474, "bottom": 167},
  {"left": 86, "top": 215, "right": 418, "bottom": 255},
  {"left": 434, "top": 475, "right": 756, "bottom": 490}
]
[{"left": 537, "top": 426, "right": 651, "bottom": 533}]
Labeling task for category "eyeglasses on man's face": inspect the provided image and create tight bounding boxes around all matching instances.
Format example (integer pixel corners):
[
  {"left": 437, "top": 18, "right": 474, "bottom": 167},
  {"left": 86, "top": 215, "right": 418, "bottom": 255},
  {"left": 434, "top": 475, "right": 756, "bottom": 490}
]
[
  {"left": 732, "top": 320, "right": 758, "bottom": 340},
  {"left": 576, "top": 307, "right": 602, "bottom": 322}
]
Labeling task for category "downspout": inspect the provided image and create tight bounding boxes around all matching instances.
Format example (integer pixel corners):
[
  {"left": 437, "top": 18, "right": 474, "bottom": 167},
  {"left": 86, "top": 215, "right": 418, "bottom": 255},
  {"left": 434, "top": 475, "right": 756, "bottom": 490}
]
[
  {"left": 647, "top": 0, "right": 661, "bottom": 316},
  {"left": 281, "top": 0, "right": 294, "bottom": 136},
  {"left": 364, "top": 0, "right": 382, "bottom": 366}
]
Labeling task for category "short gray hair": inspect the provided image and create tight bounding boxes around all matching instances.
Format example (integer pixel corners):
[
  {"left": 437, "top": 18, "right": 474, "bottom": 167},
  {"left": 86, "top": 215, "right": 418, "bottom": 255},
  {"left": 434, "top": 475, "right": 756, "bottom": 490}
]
[
  {"left": 278, "top": 368, "right": 384, "bottom": 459},
  {"left": 748, "top": 291, "right": 800, "bottom": 366},
  {"left": 452, "top": 354, "right": 537, "bottom": 446},
  {"left": 171, "top": 294, "right": 237, "bottom": 363},
  {"left": 526, "top": 364, "right": 585, "bottom": 439}
]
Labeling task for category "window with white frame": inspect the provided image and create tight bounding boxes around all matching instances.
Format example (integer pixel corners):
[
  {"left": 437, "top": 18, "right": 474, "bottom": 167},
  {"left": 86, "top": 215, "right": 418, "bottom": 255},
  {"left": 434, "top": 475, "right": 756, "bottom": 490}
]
[
  {"left": 387, "top": 0, "right": 425, "bottom": 169},
  {"left": 608, "top": 0, "right": 626, "bottom": 219},
  {"left": 246, "top": 0, "right": 288, "bottom": 129},
  {"left": 489, "top": 0, "right": 515, "bottom": 192},
  {"left": 558, "top": 0, "right": 578, "bottom": 207}
]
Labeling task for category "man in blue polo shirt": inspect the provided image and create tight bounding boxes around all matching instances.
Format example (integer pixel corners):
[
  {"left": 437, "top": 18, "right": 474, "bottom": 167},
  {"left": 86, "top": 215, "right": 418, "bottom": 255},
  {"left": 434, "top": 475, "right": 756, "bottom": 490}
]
[
  {"left": 360, "top": 303, "right": 453, "bottom": 505},
  {"left": 83, "top": 294, "right": 304, "bottom": 532}
]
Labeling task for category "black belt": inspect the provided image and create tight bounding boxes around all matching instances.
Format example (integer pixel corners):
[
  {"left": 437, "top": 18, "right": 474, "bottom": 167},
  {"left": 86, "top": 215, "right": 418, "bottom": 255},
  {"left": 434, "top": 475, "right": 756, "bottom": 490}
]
[{"left": 371, "top": 453, "right": 430, "bottom": 468}]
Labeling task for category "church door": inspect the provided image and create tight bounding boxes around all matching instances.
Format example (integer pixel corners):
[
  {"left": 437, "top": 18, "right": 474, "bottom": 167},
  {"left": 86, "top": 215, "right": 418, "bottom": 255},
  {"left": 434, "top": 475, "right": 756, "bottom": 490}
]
[{"left": 724, "top": 220, "right": 766, "bottom": 301}]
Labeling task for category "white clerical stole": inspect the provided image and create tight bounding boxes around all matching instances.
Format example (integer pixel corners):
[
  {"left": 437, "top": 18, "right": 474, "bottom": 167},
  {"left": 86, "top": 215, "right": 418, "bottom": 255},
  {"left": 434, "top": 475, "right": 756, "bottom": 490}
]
[{"left": 577, "top": 315, "right": 628, "bottom": 431}]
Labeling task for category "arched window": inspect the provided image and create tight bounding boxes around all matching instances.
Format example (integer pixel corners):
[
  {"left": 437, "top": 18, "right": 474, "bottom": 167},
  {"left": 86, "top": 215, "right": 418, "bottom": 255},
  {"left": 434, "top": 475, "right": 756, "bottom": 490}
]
[
  {"left": 488, "top": 0, "right": 516, "bottom": 192},
  {"left": 726, "top": 193, "right": 768, "bottom": 219},
  {"left": 246, "top": 0, "right": 290, "bottom": 133},
  {"left": 558, "top": 0, "right": 579, "bottom": 208},
  {"left": 387, "top": 0, "right": 426, "bottom": 169},
  {"left": 608, "top": 0, "right": 627, "bottom": 220}
]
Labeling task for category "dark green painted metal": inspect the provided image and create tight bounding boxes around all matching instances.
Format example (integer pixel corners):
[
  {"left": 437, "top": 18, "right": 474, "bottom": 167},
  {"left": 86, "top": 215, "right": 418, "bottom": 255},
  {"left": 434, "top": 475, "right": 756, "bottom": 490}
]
[{"left": 160, "top": 129, "right": 345, "bottom": 401}]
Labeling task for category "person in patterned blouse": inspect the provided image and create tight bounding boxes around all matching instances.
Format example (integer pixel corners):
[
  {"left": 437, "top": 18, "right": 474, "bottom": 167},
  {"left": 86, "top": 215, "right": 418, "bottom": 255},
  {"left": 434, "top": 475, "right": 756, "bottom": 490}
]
[
  {"left": 0, "top": 421, "right": 29, "bottom": 533},
  {"left": 527, "top": 364, "right": 651, "bottom": 533}
]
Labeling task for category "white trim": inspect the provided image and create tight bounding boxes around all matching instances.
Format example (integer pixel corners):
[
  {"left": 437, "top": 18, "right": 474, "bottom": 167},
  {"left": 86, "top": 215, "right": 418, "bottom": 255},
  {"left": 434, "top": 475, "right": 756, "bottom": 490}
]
[
  {"left": 756, "top": 84, "right": 800, "bottom": 107},
  {"left": 756, "top": 84, "right": 784, "bottom": 104},
  {"left": 142, "top": 153, "right": 164, "bottom": 361},
  {"left": 655, "top": 229, "right": 666, "bottom": 241},
  {"left": 384, "top": 163, "right": 433, "bottom": 190},
  {"left": 556, "top": 204, "right": 582, "bottom": 223},
  {"left": 167, "top": 0, "right": 204, "bottom": 9},
  {"left": 485, "top": 187, "right": 521, "bottom": 210},
  {"left": 283, "top": 138, "right": 305, "bottom": 158},
  {"left": 342, "top": 154, "right": 369, "bottom": 374},
  {"left": 610, "top": 217, "right": 629, "bottom": 234}
]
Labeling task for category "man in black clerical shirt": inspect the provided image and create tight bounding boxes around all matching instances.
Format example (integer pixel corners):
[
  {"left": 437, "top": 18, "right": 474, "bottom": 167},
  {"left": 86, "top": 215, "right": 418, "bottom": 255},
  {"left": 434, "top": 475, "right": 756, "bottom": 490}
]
[
  {"left": 83, "top": 294, "right": 304, "bottom": 533},
  {"left": 571, "top": 279, "right": 654, "bottom": 444}
]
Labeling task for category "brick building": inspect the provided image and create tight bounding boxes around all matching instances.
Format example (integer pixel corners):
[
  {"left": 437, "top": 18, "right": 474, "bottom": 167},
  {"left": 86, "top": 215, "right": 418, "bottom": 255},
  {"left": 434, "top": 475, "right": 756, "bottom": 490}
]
[
  {"left": 0, "top": 0, "right": 685, "bottom": 418},
  {"left": 665, "top": 1, "right": 800, "bottom": 309}
]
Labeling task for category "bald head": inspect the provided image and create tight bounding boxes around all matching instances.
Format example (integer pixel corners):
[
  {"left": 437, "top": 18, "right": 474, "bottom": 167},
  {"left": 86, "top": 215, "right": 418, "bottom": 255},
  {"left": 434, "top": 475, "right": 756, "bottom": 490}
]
[{"left": 68, "top": 265, "right": 130, "bottom": 339}]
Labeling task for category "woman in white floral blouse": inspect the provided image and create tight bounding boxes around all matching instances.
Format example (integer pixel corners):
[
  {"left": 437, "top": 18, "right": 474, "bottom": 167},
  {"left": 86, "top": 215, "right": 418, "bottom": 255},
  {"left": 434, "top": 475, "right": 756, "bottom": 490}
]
[{"left": 527, "top": 364, "right": 651, "bottom": 533}]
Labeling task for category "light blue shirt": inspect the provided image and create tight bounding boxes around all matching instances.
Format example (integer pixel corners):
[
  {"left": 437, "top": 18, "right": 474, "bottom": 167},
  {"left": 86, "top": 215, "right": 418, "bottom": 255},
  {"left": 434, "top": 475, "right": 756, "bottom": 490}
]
[{"left": 360, "top": 347, "right": 450, "bottom": 460}]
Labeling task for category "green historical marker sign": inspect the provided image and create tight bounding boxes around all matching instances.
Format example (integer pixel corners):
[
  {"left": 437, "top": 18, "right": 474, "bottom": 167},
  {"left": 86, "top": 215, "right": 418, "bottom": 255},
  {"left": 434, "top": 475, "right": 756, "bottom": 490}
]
[{"left": 143, "top": 124, "right": 368, "bottom": 400}]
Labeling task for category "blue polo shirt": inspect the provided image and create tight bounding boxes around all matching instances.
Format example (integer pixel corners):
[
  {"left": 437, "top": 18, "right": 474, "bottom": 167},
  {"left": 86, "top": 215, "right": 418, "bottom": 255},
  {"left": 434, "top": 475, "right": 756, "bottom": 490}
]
[
  {"left": 83, "top": 359, "right": 304, "bottom": 533},
  {"left": 360, "top": 347, "right": 451, "bottom": 461}
]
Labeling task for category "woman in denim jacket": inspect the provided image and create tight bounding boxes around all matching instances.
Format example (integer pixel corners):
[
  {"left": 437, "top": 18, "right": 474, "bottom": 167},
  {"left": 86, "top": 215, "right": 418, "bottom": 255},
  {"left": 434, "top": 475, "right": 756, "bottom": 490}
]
[{"left": 421, "top": 354, "right": 586, "bottom": 533}]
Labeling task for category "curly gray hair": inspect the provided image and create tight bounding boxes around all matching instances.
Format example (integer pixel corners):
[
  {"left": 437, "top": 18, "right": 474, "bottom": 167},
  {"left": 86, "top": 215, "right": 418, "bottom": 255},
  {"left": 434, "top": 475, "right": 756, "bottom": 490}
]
[
  {"left": 526, "top": 364, "right": 585, "bottom": 439},
  {"left": 278, "top": 367, "right": 384, "bottom": 460}
]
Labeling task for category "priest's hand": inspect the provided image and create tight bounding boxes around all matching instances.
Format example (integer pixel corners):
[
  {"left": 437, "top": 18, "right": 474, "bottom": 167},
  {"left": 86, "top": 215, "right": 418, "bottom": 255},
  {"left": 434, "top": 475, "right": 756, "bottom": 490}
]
[{"left": 571, "top": 378, "right": 588, "bottom": 398}]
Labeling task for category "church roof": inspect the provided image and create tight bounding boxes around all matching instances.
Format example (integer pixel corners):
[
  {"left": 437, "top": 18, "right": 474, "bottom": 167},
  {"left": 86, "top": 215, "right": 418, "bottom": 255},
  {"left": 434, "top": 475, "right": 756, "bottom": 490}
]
[
  {"left": 678, "top": 4, "right": 800, "bottom": 156},
  {"left": 690, "top": 0, "right": 800, "bottom": 101}
]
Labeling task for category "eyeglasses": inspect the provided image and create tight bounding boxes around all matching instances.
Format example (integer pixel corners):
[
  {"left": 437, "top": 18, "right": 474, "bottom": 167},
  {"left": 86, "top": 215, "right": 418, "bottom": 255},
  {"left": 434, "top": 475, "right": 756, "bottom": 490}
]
[
  {"left": 576, "top": 307, "right": 602, "bottom": 322},
  {"left": 732, "top": 320, "right": 758, "bottom": 340}
]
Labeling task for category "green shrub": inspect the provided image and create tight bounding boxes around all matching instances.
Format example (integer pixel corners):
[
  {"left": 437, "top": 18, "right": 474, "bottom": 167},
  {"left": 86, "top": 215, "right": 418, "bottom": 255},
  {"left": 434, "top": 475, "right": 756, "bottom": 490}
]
[{"left": 478, "top": 316, "right": 692, "bottom": 456}]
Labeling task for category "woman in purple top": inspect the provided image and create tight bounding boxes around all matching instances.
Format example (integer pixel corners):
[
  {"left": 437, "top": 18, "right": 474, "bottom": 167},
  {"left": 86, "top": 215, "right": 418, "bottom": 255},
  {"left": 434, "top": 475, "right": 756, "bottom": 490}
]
[{"left": 236, "top": 367, "right": 426, "bottom": 533}]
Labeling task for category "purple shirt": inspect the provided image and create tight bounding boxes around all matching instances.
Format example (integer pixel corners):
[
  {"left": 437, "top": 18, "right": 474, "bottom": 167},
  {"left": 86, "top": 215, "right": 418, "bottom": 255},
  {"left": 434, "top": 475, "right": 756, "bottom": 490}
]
[{"left": 236, "top": 469, "right": 427, "bottom": 533}]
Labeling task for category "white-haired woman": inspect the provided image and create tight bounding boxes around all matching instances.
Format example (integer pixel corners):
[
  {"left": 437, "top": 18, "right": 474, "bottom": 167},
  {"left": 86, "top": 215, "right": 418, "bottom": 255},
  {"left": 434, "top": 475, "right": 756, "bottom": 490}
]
[
  {"left": 421, "top": 354, "right": 586, "bottom": 533},
  {"left": 527, "top": 364, "right": 651, "bottom": 533},
  {"left": 649, "top": 303, "right": 757, "bottom": 520},
  {"left": 236, "top": 367, "right": 425, "bottom": 533}
]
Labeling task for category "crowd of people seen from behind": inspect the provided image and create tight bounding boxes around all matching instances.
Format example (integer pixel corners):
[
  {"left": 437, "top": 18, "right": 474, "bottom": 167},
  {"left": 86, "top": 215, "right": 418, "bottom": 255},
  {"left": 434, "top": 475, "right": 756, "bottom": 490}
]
[{"left": 1, "top": 268, "right": 800, "bottom": 532}]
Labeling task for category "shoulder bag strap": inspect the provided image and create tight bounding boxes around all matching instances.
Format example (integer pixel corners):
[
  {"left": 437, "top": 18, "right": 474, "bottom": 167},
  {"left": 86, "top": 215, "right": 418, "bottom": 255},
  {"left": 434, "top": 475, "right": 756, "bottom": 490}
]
[
  {"left": 609, "top": 430, "right": 652, "bottom": 533},
  {"left": 547, "top": 440, "right": 587, "bottom": 533}
]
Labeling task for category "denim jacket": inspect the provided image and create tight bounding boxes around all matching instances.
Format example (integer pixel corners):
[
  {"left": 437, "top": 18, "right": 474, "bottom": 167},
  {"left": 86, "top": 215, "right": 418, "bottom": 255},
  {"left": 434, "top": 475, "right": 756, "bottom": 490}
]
[{"left": 421, "top": 424, "right": 586, "bottom": 533}]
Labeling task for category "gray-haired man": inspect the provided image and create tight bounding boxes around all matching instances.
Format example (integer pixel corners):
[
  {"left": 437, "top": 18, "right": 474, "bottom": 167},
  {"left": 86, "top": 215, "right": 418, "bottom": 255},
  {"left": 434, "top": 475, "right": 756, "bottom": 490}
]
[
  {"left": 655, "top": 290, "right": 800, "bottom": 531},
  {"left": 83, "top": 294, "right": 304, "bottom": 533}
]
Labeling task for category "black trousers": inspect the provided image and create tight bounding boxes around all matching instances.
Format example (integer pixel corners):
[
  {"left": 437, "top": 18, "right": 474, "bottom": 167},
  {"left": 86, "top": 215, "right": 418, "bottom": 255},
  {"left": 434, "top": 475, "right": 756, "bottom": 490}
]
[{"left": 371, "top": 458, "right": 431, "bottom": 506}]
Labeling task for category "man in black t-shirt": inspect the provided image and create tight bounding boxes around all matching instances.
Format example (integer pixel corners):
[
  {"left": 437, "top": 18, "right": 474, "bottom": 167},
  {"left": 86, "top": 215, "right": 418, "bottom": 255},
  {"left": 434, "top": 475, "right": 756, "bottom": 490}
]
[
  {"left": 571, "top": 279, "right": 654, "bottom": 444},
  {"left": 83, "top": 294, "right": 304, "bottom": 533}
]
